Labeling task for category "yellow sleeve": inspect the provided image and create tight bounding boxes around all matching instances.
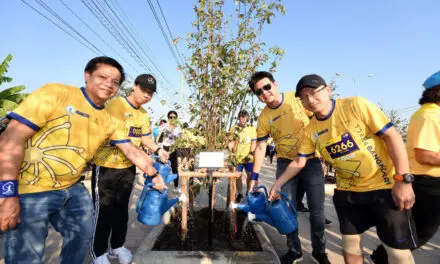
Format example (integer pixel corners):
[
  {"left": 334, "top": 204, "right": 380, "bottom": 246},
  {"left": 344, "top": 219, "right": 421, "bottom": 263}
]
[
  {"left": 256, "top": 114, "right": 270, "bottom": 141},
  {"left": 353, "top": 97, "right": 392, "bottom": 135},
  {"left": 409, "top": 113, "right": 440, "bottom": 152},
  {"left": 8, "top": 84, "right": 67, "bottom": 131},
  {"left": 297, "top": 131, "right": 316, "bottom": 157}
]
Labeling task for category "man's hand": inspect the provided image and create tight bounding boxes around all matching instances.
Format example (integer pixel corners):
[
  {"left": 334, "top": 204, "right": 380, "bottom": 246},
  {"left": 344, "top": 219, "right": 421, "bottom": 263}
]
[
  {"left": 158, "top": 148, "right": 169, "bottom": 163},
  {"left": 0, "top": 197, "right": 21, "bottom": 232},
  {"left": 151, "top": 175, "right": 166, "bottom": 191},
  {"left": 269, "top": 183, "right": 282, "bottom": 201},
  {"left": 392, "top": 181, "right": 415, "bottom": 210},
  {"left": 248, "top": 180, "right": 258, "bottom": 193}
]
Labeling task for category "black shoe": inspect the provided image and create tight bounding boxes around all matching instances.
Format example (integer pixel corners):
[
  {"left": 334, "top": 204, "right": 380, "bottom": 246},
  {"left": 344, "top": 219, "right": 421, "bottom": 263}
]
[
  {"left": 280, "top": 250, "right": 303, "bottom": 264},
  {"left": 235, "top": 194, "right": 243, "bottom": 203},
  {"left": 325, "top": 218, "right": 332, "bottom": 226},
  {"left": 370, "top": 244, "right": 389, "bottom": 264},
  {"left": 296, "top": 206, "right": 310, "bottom": 213},
  {"left": 311, "top": 252, "right": 331, "bottom": 264}
]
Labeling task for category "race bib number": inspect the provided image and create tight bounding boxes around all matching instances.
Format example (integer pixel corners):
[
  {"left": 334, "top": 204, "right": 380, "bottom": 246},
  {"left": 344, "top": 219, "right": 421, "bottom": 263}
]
[{"left": 325, "top": 132, "right": 359, "bottom": 159}]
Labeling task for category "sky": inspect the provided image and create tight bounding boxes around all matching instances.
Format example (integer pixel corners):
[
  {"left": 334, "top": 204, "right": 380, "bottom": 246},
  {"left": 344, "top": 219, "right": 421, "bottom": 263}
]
[{"left": 1, "top": 0, "right": 439, "bottom": 122}]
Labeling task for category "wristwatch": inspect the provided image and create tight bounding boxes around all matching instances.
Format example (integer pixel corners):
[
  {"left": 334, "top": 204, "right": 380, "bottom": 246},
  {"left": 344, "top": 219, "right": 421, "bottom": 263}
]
[
  {"left": 154, "top": 147, "right": 162, "bottom": 155},
  {"left": 148, "top": 171, "right": 159, "bottom": 179},
  {"left": 393, "top": 173, "right": 414, "bottom": 183}
]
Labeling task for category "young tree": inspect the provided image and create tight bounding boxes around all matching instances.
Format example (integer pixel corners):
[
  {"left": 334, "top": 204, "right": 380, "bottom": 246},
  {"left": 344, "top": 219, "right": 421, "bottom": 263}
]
[
  {"left": 0, "top": 54, "right": 27, "bottom": 117},
  {"left": 182, "top": 0, "right": 285, "bottom": 150}
]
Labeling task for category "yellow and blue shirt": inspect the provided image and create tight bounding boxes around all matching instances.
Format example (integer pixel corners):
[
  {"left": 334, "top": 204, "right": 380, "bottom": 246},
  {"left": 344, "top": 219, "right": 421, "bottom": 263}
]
[
  {"left": 94, "top": 97, "right": 151, "bottom": 168},
  {"left": 256, "top": 92, "right": 310, "bottom": 160},
  {"left": 406, "top": 103, "right": 440, "bottom": 177},
  {"left": 8, "top": 84, "right": 128, "bottom": 194},
  {"left": 298, "top": 97, "right": 395, "bottom": 192},
  {"left": 230, "top": 125, "right": 257, "bottom": 164}
]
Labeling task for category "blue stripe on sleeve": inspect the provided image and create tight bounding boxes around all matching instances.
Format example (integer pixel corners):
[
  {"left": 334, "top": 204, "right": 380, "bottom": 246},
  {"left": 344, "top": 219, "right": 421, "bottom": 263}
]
[
  {"left": 142, "top": 132, "right": 151, "bottom": 136},
  {"left": 257, "top": 135, "right": 269, "bottom": 141},
  {"left": 7, "top": 112, "right": 40, "bottom": 131},
  {"left": 298, "top": 153, "right": 315, "bottom": 157},
  {"left": 109, "top": 139, "right": 131, "bottom": 145},
  {"left": 375, "top": 122, "right": 393, "bottom": 136}
]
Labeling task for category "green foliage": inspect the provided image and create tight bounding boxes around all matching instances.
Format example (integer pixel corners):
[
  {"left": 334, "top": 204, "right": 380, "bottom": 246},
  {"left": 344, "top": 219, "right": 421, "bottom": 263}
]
[
  {"left": 183, "top": 0, "right": 285, "bottom": 150},
  {"left": 379, "top": 104, "right": 409, "bottom": 142},
  {"left": 0, "top": 54, "right": 27, "bottom": 117}
]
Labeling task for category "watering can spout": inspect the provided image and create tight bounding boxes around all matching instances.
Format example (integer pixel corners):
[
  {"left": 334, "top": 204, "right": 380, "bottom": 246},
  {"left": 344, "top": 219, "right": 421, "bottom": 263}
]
[
  {"left": 248, "top": 212, "right": 274, "bottom": 225},
  {"left": 164, "top": 197, "right": 180, "bottom": 213},
  {"left": 233, "top": 203, "right": 251, "bottom": 213}
]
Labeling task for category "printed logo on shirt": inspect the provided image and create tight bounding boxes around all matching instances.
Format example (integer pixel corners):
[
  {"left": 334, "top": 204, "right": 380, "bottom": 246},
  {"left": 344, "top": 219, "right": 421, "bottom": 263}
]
[{"left": 65, "top": 105, "right": 75, "bottom": 115}]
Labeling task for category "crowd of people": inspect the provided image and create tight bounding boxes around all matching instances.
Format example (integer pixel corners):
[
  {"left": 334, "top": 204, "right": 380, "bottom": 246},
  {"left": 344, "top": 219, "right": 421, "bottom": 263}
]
[{"left": 0, "top": 56, "right": 438, "bottom": 264}]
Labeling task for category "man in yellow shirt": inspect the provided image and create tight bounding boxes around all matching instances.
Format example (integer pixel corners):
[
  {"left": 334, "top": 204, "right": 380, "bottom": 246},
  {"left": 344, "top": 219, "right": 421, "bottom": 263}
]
[
  {"left": 248, "top": 71, "right": 329, "bottom": 264},
  {"left": 91, "top": 74, "right": 168, "bottom": 264},
  {"left": 270, "top": 74, "right": 417, "bottom": 264},
  {"left": 371, "top": 71, "right": 440, "bottom": 263},
  {"left": 228, "top": 110, "right": 257, "bottom": 202},
  {"left": 0, "top": 57, "right": 165, "bottom": 264}
]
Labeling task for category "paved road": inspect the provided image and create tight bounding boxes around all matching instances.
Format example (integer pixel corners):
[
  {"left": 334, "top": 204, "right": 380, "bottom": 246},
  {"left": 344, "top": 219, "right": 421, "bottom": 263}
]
[{"left": 0, "top": 158, "right": 439, "bottom": 263}]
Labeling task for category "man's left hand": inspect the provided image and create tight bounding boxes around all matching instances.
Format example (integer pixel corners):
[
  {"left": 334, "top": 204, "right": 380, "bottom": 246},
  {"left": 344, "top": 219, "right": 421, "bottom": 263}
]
[
  {"left": 158, "top": 148, "right": 169, "bottom": 163},
  {"left": 392, "top": 181, "right": 415, "bottom": 210},
  {"left": 152, "top": 174, "right": 167, "bottom": 191}
]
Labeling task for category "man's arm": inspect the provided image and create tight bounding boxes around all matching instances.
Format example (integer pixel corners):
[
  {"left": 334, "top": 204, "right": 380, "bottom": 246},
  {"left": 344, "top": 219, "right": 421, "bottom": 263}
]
[
  {"left": 0, "top": 120, "right": 37, "bottom": 231},
  {"left": 380, "top": 126, "right": 414, "bottom": 210},
  {"left": 248, "top": 140, "right": 267, "bottom": 190},
  {"left": 116, "top": 142, "right": 165, "bottom": 190},
  {"left": 268, "top": 156, "right": 308, "bottom": 200},
  {"left": 414, "top": 148, "right": 440, "bottom": 166},
  {"left": 141, "top": 136, "right": 169, "bottom": 160}
]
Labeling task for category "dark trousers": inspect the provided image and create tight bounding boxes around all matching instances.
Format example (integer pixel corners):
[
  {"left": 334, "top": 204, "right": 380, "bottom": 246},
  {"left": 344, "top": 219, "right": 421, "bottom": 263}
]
[{"left": 90, "top": 165, "right": 136, "bottom": 257}]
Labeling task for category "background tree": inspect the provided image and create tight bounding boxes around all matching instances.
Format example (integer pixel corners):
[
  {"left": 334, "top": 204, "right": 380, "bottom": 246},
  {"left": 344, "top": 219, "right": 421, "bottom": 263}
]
[
  {"left": 0, "top": 54, "right": 28, "bottom": 117},
  {"left": 182, "top": 0, "right": 285, "bottom": 150},
  {"left": 379, "top": 106, "right": 409, "bottom": 142}
]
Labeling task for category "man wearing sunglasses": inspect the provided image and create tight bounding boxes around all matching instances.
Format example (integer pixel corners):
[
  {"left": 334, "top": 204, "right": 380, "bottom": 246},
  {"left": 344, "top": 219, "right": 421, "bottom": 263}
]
[
  {"left": 269, "top": 74, "right": 417, "bottom": 264},
  {"left": 248, "top": 71, "right": 329, "bottom": 264}
]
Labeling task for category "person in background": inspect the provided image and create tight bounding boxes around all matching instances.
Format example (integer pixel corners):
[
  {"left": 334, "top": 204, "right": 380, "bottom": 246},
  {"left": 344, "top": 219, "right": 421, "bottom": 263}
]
[
  {"left": 91, "top": 74, "right": 168, "bottom": 264},
  {"left": 370, "top": 71, "right": 440, "bottom": 263},
  {"left": 153, "top": 119, "right": 167, "bottom": 143},
  {"left": 228, "top": 110, "right": 257, "bottom": 203},
  {"left": 0, "top": 57, "right": 165, "bottom": 264},
  {"left": 158, "top": 110, "right": 182, "bottom": 191}
]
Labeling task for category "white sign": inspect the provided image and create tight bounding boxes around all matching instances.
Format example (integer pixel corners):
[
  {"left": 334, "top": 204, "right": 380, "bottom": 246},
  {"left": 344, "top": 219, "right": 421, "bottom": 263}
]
[{"left": 198, "top": 152, "right": 225, "bottom": 168}]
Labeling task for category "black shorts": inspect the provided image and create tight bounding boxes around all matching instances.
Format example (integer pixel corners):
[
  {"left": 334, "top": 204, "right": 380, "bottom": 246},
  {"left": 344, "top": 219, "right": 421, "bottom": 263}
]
[{"left": 333, "top": 189, "right": 418, "bottom": 249}]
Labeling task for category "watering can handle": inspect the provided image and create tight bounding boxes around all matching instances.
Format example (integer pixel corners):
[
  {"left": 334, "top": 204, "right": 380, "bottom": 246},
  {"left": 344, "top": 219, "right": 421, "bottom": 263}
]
[
  {"left": 152, "top": 155, "right": 171, "bottom": 167},
  {"left": 255, "top": 185, "right": 269, "bottom": 199},
  {"left": 279, "top": 192, "right": 298, "bottom": 217},
  {"left": 146, "top": 183, "right": 164, "bottom": 193}
]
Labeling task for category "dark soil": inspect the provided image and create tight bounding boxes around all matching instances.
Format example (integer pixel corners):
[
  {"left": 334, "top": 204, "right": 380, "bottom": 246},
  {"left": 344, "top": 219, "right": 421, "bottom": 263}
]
[{"left": 152, "top": 208, "right": 262, "bottom": 251}]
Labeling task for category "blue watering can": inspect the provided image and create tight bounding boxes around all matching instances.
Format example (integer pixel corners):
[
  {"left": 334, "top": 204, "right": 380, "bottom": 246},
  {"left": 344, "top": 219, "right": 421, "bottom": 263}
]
[
  {"left": 233, "top": 185, "right": 298, "bottom": 235},
  {"left": 137, "top": 183, "right": 182, "bottom": 226},
  {"left": 136, "top": 156, "right": 178, "bottom": 213}
]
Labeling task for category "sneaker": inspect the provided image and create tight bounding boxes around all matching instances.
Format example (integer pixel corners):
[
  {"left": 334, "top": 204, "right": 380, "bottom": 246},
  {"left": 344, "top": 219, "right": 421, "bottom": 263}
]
[
  {"left": 280, "top": 250, "right": 303, "bottom": 264},
  {"left": 370, "top": 244, "right": 389, "bottom": 264},
  {"left": 311, "top": 252, "right": 331, "bottom": 264},
  {"left": 93, "top": 253, "right": 111, "bottom": 264},
  {"left": 325, "top": 218, "right": 332, "bottom": 226},
  {"left": 108, "top": 246, "right": 133, "bottom": 264},
  {"left": 235, "top": 194, "right": 243, "bottom": 203}
]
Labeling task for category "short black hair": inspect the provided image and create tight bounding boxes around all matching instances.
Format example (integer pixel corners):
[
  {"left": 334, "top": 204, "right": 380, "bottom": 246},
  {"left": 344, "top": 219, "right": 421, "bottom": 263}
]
[
  {"left": 167, "top": 110, "right": 178, "bottom": 118},
  {"left": 159, "top": 119, "right": 167, "bottom": 125},
  {"left": 248, "top": 71, "right": 275, "bottom": 92},
  {"left": 238, "top": 109, "right": 249, "bottom": 117},
  {"left": 419, "top": 86, "right": 440, "bottom": 105},
  {"left": 183, "top": 122, "right": 189, "bottom": 129},
  {"left": 84, "top": 56, "right": 125, "bottom": 84}
]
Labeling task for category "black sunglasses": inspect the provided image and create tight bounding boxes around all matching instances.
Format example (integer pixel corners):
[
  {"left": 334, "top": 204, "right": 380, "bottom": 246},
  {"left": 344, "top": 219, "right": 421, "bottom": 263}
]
[
  {"left": 254, "top": 83, "right": 272, "bottom": 96},
  {"left": 168, "top": 115, "right": 177, "bottom": 119}
]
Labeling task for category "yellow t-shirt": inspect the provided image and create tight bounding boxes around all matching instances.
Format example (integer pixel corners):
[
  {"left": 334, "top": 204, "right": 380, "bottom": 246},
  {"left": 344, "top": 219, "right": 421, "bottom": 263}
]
[
  {"left": 8, "top": 84, "right": 127, "bottom": 194},
  {"left": 230, "top": 125, "right": 257, "bottom": 164},
  {"left": 94, "top": 97, "right": 151, "bottom": 168},
  {"left": 406, "top": 103, "right": 440, "bottom": 177},
  {"left": 256, "top": 92, "right": 310, "bottom": 159},
  {"left": 298, "top": 97, "right": 395, "bottom": 192}
]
